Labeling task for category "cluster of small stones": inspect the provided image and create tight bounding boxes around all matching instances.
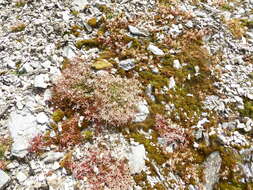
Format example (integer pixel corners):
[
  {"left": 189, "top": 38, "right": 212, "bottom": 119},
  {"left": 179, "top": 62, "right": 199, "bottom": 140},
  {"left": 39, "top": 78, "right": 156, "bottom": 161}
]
[{"left": 0, "top": 0, "right": 253, "bottom": 189}]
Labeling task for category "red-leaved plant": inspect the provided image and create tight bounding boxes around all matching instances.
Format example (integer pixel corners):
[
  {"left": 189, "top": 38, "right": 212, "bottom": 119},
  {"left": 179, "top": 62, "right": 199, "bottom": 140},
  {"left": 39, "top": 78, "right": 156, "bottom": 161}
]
[
  {"left": 70, "top": 149, "right": 134, "bottom": 190},
  {"left": 155, "top": 114, "right": 189, "bottom": 150},
  {"left": 52, "top": 59, "right": 143, "bottom": 127}
]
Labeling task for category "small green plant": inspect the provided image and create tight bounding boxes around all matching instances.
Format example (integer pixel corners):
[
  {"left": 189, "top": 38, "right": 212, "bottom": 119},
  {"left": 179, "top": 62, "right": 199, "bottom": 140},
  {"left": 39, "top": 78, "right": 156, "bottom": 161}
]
[
  {"left": 52, "top": 109, "right": 64, "bottom": 123},
  {"left": 82, "top": 130, "right": 93, "bottom": 141},
  {"left": 75, "top": 38, "right": 101, "bottom": 49},
  {"left": 15, "top": 0, "right": 26, "bottom": 7},
  {"left": 87, "top": 17, "right": 98, "bottom": 28},
  {"left": 226, "top": 18, "right": 246, "bottom": 39},
  {"left": 70, "top": 10, "right": 79, "bottom": 17},
  {"left": 239, "top": 98, "right": 253, "bottom": 119}
]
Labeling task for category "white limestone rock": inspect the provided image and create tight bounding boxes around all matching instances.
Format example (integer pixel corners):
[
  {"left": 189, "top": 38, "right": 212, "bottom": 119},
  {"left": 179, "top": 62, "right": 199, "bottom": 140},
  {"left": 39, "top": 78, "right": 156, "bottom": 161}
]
[
  {"left": 203, "top": 151, "right": 222, "bottom": 190},
  {"left": 43, "top": 152, "right": 65, "bottom": 163},
  {"left": 63, "top": 46, "right": 76, "bottom": 59},
  {"left": 133, "top": 101, "right": 149, "bottom": 122},
  {"left": 34, "top": 74, "right": 49, "bottom": 88},
  {"left": 0, "top": 170, "right": 10, "bottom": 190},
  {"left": 128, "top": 25, "right": 147, "bottom": 36},
  {"left": 173, "top": 60, "right": 181, "bottom": 69},
  {"left": 16, "top": 171, "right": 28, "bottom": 183},
  {"left": 72, "top": 0, "right": 88, "bottom": 11},
  {"left": 8, "top": 111, "right": 44, "bottom": 158},
  {"left": 36, "top": 112, "right": 49, "bottom": 124},
  {"left": 128, "top": 144, "right": 146, "bottom": 174},
  {"left": 147, "top": 44, "right": 164, "bottom": 56},
  {"left": 119, "top": 59, "right": 135, "bottom": 71},
  {"left": 168, "top": 76, "right": 176, "bottom": 89}
]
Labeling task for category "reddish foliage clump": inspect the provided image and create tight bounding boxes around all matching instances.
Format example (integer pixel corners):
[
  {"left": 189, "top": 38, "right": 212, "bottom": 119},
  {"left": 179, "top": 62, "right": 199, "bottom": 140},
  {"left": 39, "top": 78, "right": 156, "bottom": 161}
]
[
  {"left": 70, "top": 149, "right": 134, "bottom": 190},
  {"left": 0, "top": 160, "right": 6, "bottom": 170},
  {"left": 28, "top": 135, "right": 45, "bottom": 153},
  {"left": 51, "top": 59, "right": 143, "bottom": 127},
  {"left": 56, "top": 116, "right": 83, "bottom": 148},
  {"left": 154, "top": 114, "right": 189, "bottom": 149}
]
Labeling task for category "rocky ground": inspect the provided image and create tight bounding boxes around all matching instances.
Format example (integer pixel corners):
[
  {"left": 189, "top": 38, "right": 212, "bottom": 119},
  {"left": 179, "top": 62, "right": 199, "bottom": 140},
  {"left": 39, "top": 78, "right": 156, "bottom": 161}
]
[{"left": 0, "top": 0, "right": 253, "bottom": 189}]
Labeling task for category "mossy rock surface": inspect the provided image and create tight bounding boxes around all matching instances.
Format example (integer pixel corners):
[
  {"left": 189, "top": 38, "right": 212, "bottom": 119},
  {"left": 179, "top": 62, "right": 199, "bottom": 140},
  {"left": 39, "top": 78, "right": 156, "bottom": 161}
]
[
  {"left": 76, "top": 38, "right": 101, "bottom": 49},
  {"left": 91, "top": 59, "right": 113, "bottom": 70},
  {"left": 87, "top": 17, "right": 98, "bottom": 28},
  {"left": 239, "top": 98, "right": 253, "bottom": 119}
]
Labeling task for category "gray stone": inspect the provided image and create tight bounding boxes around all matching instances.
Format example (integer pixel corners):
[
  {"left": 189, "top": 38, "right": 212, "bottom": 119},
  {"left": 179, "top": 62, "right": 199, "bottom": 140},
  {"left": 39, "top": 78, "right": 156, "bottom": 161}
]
[
  {"left": 119, "top": 59, "right": 135, "bottom": 71},
  {"left": 7, "top": 60, "right": 16, "bottom": 69},
  {"left": 245, "top": 118, "right": 253, "bottom": 132},
  {"left": 84, "top": 22, "right": 92, "bottom": 33},
  {"left": 0, "top": 170, "right": 10, "bottom": 190},
  {"left": 72, "top": 0, "right": 88, "bottom": 11},
  {"left": 36, "top": 112, "right": 49, "bottom": 124},
  {"left": 128, "top": 25, "right": 147, "bottom": 36},
  {"left": 168, "top": 77, "right": 176, "bottom": 89},
  {"left": 43, "top": 152, "right": 65, "bottom": 163},
  {"left": 146, "top": 84, "right": 155, "bottom": 101},
  {"left": 34, "top": 74, "right": 49, "bottom": 88},
  {"left": 169, "top": 24, "right": 182, "bottom": 38},
  {"left": 63, "top": 46, "right": 76, "bottom": 59},
  {"left": 150, "top": 66, "right": 159, "bottom": 74},
  {"left": 203, "top": 151, "right": 222, "bottom": 190},
  {"left": 185, "top": 20, "right": 193, "bottom": 28},
  {"left": 16, "top": 171, "right": 28, "bottom": 183},
  {"left": 246, "top": 32, "right": 253, "bottom": 39},
  {"left": 8, "top": 111, "right": 44, "bottom": 158},
  {"left": 133, "top": 101, "right": 149, "bottom": 122},
  {"left": 173, "top": 60, "right": 181, "bottom": 69},
  {"left": 195, "top": 129, "right": 203, "bottom": 140},
  {"left": 21, "top": 63, "right": 34, "bottom": 73},
  {"left": 128, "top": 144, "right": 146, "bottom": 174},
  {"left": 41, "top": 60, "right": 51, "bottom": 70},
  {"left": 47, "top": 175, "right": 75, "bottom": 190},
  {"left": 147, "top": 44, "right": 164, "bottom": 56}
]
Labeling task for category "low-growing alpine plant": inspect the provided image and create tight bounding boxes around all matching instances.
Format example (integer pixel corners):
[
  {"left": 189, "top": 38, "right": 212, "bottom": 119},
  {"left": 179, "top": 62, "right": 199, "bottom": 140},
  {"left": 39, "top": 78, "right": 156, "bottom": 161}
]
[{"left": 52, "top": 58, "right": 143, "bottom": 127}]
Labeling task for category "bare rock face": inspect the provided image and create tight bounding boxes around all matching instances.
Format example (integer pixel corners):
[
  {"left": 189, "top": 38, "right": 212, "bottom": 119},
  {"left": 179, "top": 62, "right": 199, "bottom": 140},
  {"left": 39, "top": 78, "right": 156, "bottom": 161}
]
[
  {"left": 7, "top": 111, "right": 44, "bottom": 158},
  {"left": 128, "top": 144, "right": 146, "bottom": 174},
  {"left": 0, "top": 170, "right": 10, "bottom": 190},
  {"left": 133, "top": 100, "right": 149, "bottom": 123},
  {"left": 147, "top": 44, "right": 164, "bottom": 56},
  {"left": 203, "top": 151, "right": 222, "bottom": 190}
]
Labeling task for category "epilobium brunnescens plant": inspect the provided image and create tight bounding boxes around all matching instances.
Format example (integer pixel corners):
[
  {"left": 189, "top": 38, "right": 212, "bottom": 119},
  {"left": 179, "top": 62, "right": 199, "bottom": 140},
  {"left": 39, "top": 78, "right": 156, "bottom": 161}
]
[
  {"left": 52, "top": 115, "right": 83, "bottom": 148},
  {"left": 154, "top": 114, "right": 189, "bottom": 150},
  {"left": 52, "top": 58, "right": 143, "bottom": 127},
  {"left": 70, "top": 149, "right": 134, "bottom": 190},
  {"left": 28, "top": 134, "right": 45, "bottom": 153},
  {"left": 28, "top": 115, "right": 85, "bottom": 152}
]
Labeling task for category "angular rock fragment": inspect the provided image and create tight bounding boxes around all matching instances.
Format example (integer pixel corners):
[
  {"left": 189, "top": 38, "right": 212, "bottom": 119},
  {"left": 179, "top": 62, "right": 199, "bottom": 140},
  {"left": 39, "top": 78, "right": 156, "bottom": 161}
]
[
  {"left": 34, "top": 74, "right": 49, "bottom": 88},
  {"left": 8, "top": 111, "right": 44, "bottom": 158},
  {"left": 128, "top": 25, "right": 147, "bottom": 36},
  {"left": 203, "top": 151, "right": 222, "bottom": 190},
  {"left": 147, "top": 44, "right": 164, "bottom": 56},
  {"left": 133, "top": 100, "right": 149, "bottom": 122},
  {"left": 119, "top": 59, "right": 135, "bottom": 71},
  {"left": 128, "top": 144, "right": 146, "bottom": 174},
  {"left": 0, "top": 170, "right": 10, "bottom": 190}
]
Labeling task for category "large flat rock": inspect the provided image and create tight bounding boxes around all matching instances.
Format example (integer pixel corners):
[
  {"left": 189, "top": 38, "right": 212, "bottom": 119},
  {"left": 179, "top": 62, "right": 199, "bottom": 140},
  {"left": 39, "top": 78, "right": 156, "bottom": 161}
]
[
  {"left": 8, "top": 111, "right": 44, "bottom": 158},
  {"left": 203, "top": 151, "right": 222, "bottom": 190},
  {"left": 0, "top": 170, "right": 10, "bottom": 190}
]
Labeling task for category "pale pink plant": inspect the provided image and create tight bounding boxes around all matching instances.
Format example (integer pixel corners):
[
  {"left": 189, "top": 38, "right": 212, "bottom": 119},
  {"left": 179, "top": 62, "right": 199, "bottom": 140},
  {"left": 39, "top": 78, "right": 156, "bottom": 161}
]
[
  {"left": 155, "top": 114, "right": 189, "bottom": 149},
  {"left": 70, "top": 149, "right": 134, "bottom": 190},
  {"left": 52, "top": 59, "right": 143, "bottom": 127}
]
